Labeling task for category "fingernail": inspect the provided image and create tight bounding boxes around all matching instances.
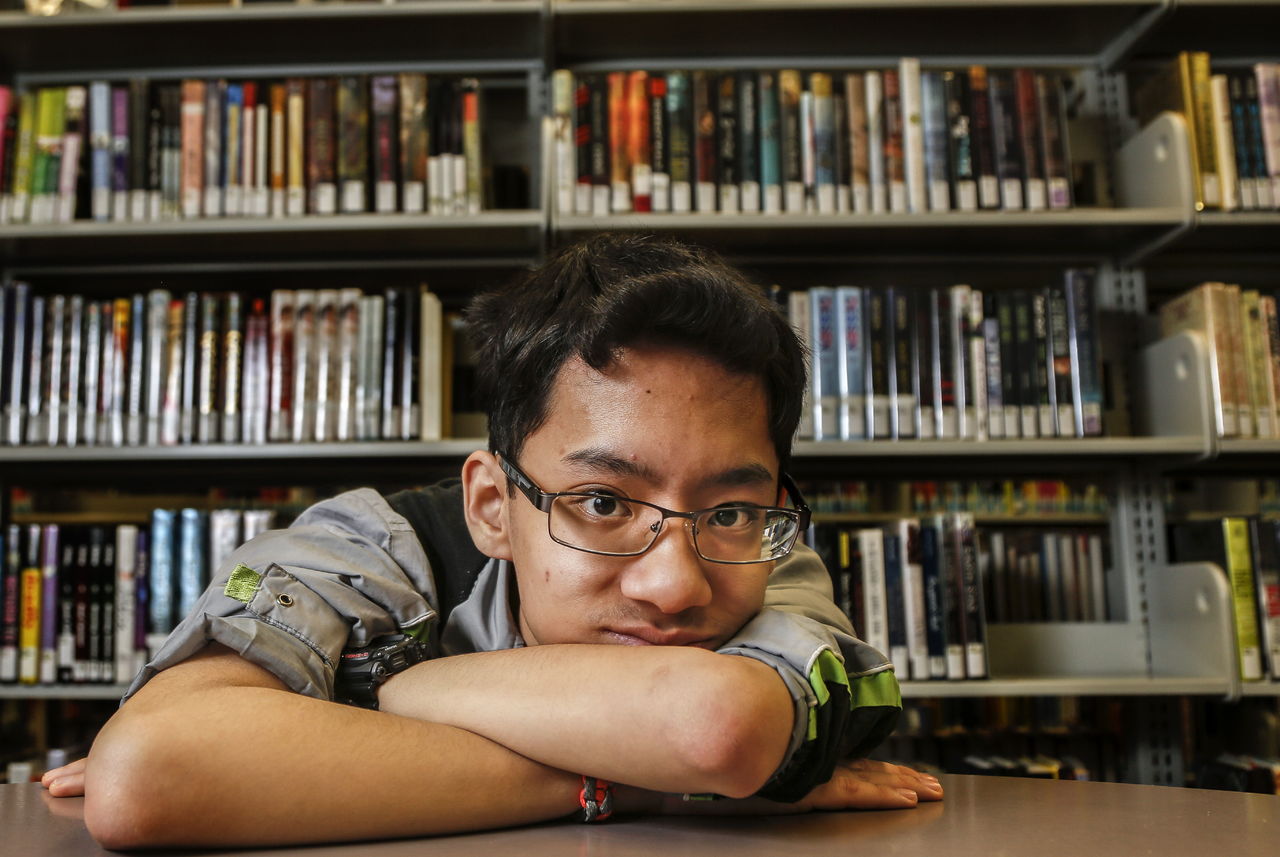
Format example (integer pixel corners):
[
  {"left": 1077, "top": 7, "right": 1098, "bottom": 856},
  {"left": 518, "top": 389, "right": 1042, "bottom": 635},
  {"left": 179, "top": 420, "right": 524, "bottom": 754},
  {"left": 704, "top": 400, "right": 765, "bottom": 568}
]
[
  {"left": 897, "top": 789, "right": 919, "bottom": 802},
  {"left": 922, "top": 775, "right": 940, "bottom": 784}
]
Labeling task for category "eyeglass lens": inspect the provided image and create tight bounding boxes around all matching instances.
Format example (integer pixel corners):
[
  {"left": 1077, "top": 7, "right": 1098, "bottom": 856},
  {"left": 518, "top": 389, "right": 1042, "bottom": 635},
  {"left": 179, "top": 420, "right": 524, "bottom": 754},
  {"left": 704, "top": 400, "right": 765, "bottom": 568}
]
[{"left": 548, "top": 494, "right": 798, "bottom": 562}]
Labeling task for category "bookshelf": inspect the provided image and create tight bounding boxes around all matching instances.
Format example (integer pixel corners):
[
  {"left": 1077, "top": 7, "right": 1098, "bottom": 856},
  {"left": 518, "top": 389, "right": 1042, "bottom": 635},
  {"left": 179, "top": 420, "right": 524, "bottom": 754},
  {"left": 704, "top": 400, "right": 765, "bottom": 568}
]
[{"left": 2, "top": 0, "right": 1279, "bottom": 789}]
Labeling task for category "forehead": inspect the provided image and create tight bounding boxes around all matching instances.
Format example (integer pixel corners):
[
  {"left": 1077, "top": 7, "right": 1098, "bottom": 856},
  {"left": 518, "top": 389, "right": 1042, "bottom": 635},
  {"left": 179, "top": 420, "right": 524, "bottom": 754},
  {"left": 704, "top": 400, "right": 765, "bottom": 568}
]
[{"left": 524, "top": 345, "right": 778, "bottom": 483}]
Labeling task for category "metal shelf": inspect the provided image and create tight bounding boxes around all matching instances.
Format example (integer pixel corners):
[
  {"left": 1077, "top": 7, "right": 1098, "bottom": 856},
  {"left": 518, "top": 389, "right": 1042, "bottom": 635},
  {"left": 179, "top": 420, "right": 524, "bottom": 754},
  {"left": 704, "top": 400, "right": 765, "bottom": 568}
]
[
  {"left": 0, "top": 212, "right": 545, "bottom": 267},
  {"left": 0, "top": 440, "right": 488, "bottom": 464},
  {"left": 0, "top": 2, "right": 544, "bottom": 75},
  {"left": 553, "top": 0, "right": 1168, "bottom": 65},
  {"left": 900, "top": 676, "right": 1230, "bottom": 697},
  {"left": 1134, "top": 0, "right": 1280, "bottom": 61},
  {"left": 1240, "top": 681, "right": 1280, "bottom": 697},
  {"left": 0, "top": 684, "right": 128, "bottom": 701},
  {"left": 554, "top": 210, "right": 1189, "bottom": 259}
]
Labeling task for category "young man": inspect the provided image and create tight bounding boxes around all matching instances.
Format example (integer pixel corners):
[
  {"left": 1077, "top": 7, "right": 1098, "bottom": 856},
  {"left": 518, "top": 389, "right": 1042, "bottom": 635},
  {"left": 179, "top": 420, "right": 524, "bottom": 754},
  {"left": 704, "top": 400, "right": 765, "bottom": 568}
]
[{"left": 44, "top": 235, "right": 941, "bottom": 848}]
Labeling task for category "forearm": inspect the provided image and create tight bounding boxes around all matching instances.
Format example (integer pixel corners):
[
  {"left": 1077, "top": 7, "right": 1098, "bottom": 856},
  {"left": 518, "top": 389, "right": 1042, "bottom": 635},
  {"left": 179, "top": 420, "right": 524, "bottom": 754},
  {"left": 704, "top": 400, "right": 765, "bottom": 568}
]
[
  {"left": 378, "top": 643, "right": 793, "bottom": 798},
  {"left": 85, "top": 662, "right": 583, "bottom": 848}
]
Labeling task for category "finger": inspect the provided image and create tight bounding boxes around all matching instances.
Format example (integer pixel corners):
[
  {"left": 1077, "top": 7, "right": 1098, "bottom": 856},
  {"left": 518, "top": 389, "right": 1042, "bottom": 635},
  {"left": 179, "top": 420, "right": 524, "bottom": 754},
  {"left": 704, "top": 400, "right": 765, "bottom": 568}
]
[
  {"left": 821, "top": 773, "right": 921, "bottom": 810},
  {"left": 45, "top": 771, "right": 86, "bottom": 798},
  {"left": 839, "top": 760, "right": 944, "bottom": 801},
  {"left": 40, "top": 757, "right": 87, "bottom": 787}
]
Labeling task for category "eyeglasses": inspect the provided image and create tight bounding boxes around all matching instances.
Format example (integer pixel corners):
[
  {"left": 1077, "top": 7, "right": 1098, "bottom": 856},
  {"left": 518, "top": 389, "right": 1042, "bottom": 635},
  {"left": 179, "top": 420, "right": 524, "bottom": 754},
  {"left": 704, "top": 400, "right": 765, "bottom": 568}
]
[{"left": 498, "top": 455, "right": 811, "bottom": 565}]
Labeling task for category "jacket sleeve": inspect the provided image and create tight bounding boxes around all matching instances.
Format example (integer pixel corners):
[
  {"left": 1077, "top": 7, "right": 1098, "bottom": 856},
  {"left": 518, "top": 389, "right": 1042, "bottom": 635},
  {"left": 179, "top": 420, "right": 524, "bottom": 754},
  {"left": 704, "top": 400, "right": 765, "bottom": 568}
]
[
  {"left": 715, "top": 543, "right": 902, "bottom": 803},
  {"left": 121, "top": 488, "right": 440, "bottom": 704}
]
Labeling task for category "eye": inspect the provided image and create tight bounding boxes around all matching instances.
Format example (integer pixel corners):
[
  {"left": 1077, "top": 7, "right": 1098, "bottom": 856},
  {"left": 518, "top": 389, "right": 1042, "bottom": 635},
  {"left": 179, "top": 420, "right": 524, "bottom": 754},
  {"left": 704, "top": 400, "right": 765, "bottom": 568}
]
[
  {"left": 707, "top": 507, "right": 758, "bottom": 528},
  {"left": 565, "top": 491, "right": 633, "bottom": 520},
  {"left": 588, "top": 495, "right": 622, "bottom": 517}
]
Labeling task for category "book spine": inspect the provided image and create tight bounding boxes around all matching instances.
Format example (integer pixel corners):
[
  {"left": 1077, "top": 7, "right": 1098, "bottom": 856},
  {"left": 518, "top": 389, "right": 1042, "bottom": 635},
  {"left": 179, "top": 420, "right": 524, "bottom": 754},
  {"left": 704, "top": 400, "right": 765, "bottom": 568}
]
[
  {"left": 399, "top": 73, "right": 428, "bottom": 215},
  {"left": 158, "top": 298, "right": 182, "bottom": 445},
  {"left": 988, "top": 70, "right": 1024, "bottom": 210},
  {"left": 899, "top": 58, "right": 927, "bottom": 213},
  {"left": 810, "top": 72, "right": 834, "bottom": 214},
  {"left": 1229, "top": 73, "right": 1259, "bottom": 209},
  {"left": 1013, "top": 291, "right": 1038, "bottom": 437},
  {"left": 553, "top": 69, "right": 576, "bottom": 215},
  {"left": 1049, "top": 285, "right": 1074, "bottom": 437},
  {"left": 312, "top": 289, "right": 336, "bottom": 442},
  {"left": 202, "top": 79, "right": 224, "bottom": 217},
  {"left": 269, "top": 83, "right": 285, "bottom": 217},
  {"left": 18, "top": 525, "right": 41, "bottom": 683},
  {"left": 897, "top": 519, "right": 929, "bottom": 680},
  {"left": 418, "top": 288, "right": 444, "bottom": 442},
  {"left": 61, "top": 296, "right": 83, "bottom": 447},
  {"left": 845, "top": 72, "right": 869, "bottom": 213},
  {"left": 883, "top": 70, "right": 906, "bottom": 213},
  {"left": 915, "top": 287, "right": 935, "bottom": 439},
  {"left": 788, "top": 290, "right": 814, "bottom": 440},
  {"left": 1244, "top": 290, "right": 1276, "bottom": 437},
  {"left": 950, "top": 285, "right": 971, "bottom": 438},
  {"left": 584, "top": 75, "right": 609, "bottom": 216},
  {"left": 335, "top": 288, "right": 360, "bottom": 442},
  {"left": 44, "top": 294, "right": 64, "bottom": 447},
  {"left": 1067, "top": 269, "right": 1103, "bottom": 436},
  {"left": 372, "top": 75, "right": 399, "bottom": 214},
  {"left": 4, "top": 283, "right": 27, "bottom": 444},
  {"left": 664, "top": 72, "right": 691, "bottom": 214},
  {"left": 607, "top": 72, "right": 631, "bottom": 213},
  {"left": 1038, "top": 74, "right": 1072, "bottom": 209},
  {"left": 945, "top": 70, "right": 977, "bottom": 211},
  {"left": 223, "top": 83, "right": 243, "bottom": 216},
  {"left": 894, "top": 289, "right": 918, "bottom": 438},
  {"left": 1256, "top": 519, "right": 1280, "bottom": 679},
  {"left": 208, "top": 509, "right": 241, "bottom": 582},
  {"left": 81, "top": 301, "right": 101, "bottom": 447},
  {"left": 160, "top": 85, "right": 181, "bottom": 220},
  {"left": 1013, "top": 69, "right": 1046, "bottom": 211},
  {"left": 221, "top": 292, "right": 242, "bottom": 443},
  {"left": 868, "top": 289, "right": 891, "bottom": 439},
  {"left": 1265, "top": 296, "right": 1280, "bottom": 439},
  {"left": 983, "top": 311, "right": 1004, "bottom": 439},
  {"left": 1223, "top": 283, "right": 1253, "bottom": 436},
  {"left": 382, "top": 288, "right": 399, "bottom": 438},
  {"left": 180, "top": 80, "right": 204, "bottom": 218},
  {"left": 573, "top": 72, "right": 592, "bottom": 214},
  {"left": 307, "top": 77, "right": 337, "bottom": 216},
  {"left": 195, "top": 293, "right": 219, "bottom": 444},
  {"left": 809, "top": 287, "right": 839, "bottom": 441},
  {"left": 920, "top": 520, "right": 948, "bottom": 678},
  {"left": 737, "top": 70, "right": 759, "bottom": 214},
  {"left": 291, "top": 290, "right": 316, "bottom": 443},
  {"left": 857, "top": 529, "right": 889, "bottom": 659},
  {"left": 38, "top": 524, "right": 58, "bottom": 684},
  {"left": 968, "top": 289, "right": 988, "bottom": 441},
  {"left": 180, "top": 291, "right": 198, "bottom": 444},
  {"left": 968, "top": 66, "right": 1000, "bottom": 209},
  {"left": 882, "top": 532, "right": 909, "bottom": 674},
  {"left": 1244, "top": 71, "right": 1275, "bottom": 208},
  {"left": 779, "top": 69, "right": 804, "bottom": 213},
  {"left": 89, "top": 82, "right": 112, "bottom": 221},
  {"left": 128, "top": 79, "right": 151, "bottom": 219},
  {"left": 627, "top": 71, "right": 652, "bottom": 213},
  {"left": 1224, "top": 518, "right": 1265, "bottom": 680},
  {"left": 1189, "top": 52, "right": 1221, "bottom": 208},
  {"left": 1, "top": 525, "right": 21, "bottom": 680},
  {"left": 176, "top": 509, "right": 207, "bottom": 625},
  {"left": 1033, "top": 290, "right": 1056, "bottom": 437},
  {"left": 241, "top": 82, "right": 257, "bottom": 217},
  {"left": 268, "top": 290, "right": 295, "bottom": 441},
  {"left": 836, "top": 286, "right": 866, "bottom": 441},
  {"left": 921, "top": 71, "right": 951, "bottom": 212},
  {"left": 286, "top": 78, "right": 307, "bottom": 216},
  {"left": 110, "top": 85, "right": 129, "bottom": 220},
  {"left": 864, "top": 71, "right": 886, "bottom": 214},
  {"left": 114, "top": 524, "right": 138, "bottom": 683}
]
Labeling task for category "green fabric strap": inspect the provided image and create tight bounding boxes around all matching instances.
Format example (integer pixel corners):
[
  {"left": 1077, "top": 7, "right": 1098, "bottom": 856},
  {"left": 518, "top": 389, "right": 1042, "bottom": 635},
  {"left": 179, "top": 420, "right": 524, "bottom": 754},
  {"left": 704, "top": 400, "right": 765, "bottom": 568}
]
[
  {"left": 223, "top": 564, "right": 262, "bottom": 603},
  {"left": 805, "top": 651, "right": 901, "bottom": 742}
]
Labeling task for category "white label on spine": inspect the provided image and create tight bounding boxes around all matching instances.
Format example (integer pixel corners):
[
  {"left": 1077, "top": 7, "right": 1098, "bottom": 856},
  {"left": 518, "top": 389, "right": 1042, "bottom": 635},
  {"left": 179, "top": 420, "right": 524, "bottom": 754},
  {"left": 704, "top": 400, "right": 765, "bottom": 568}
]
[
  {"left": 93, "top": 188, "right": 111, "bottom": 221},
  {"left": 1001, "top": 178, "right": 1024, "bottom": 210},
  {"left": 204, "top": 187, "right": 223, "bottom": 218},
  {"left": 225, "top": 185, "right": 242, "bottom": 217},
  {"left": 651, "top": 172, "right": 671, "bottom": 212},
  {"left": 631, "top": 164, "right": 652, "bottom": 200},
  {"left": 979, "top": 175, "right": 1000, "bottom": 208},
  {"left": 1048, "top": 177, "right": 1070, "bottom": 209},
  {"left": 816, "top": 184, "right": 836, "bottom": 214},
  {"left": 889, "top": 181, "right": 907, "bottom": 213},
  {"left": 764, "top": 184, "right": 782, "bottom": 214},
  {"left": 313, "top": 183, "right": 337, "bottom": 216},
  {"left": 928, "top": 181, "right": 950, "bottom": 212},
  {"left": 340, "top": 181, "right": 364, "bottom": 214},
  {"left": 671, "top": 182, "right": 692, "bottom": 213},
  {"left": 403, "top": 182, "right": 425, "bottom": 213},
  {"left": 955, "top": 180, "right": 978, "bottom": 212},
  {"left": 592, "top": 185, "right": 611, "bottom": 216},
  {"left": 575, "top": 183, "right": 592, "bottom": 215},
  {"left": 852, "top": 183, "right": 870, "bottom": 213},
  {"left": 719, "top": 184, "right": 740, "bottom": 214},
  {"left": 740, "top": 180, "right": 760, "bottom": 213},
  {"left": 836, "top": 185, "right": 851, "bottom": 214},
  {"left": 376, "top": 181, "right": 397, "bottom": 213},
  {"left": 1026, "top": 178, "right": 1047, "bottom": 211},
  {"left": 784, "top": 181, "right": 805, "bottom": 213},
  {"left": 696, "top": 181, "right": 717, "bottom": 213}
]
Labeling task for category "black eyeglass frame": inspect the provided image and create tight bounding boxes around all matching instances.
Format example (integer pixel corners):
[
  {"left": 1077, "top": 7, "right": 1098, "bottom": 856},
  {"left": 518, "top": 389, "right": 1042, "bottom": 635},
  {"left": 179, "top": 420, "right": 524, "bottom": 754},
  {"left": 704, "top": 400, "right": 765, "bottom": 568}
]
[{"left": 497, "top": 453, "right": 812, "bottom": 564}]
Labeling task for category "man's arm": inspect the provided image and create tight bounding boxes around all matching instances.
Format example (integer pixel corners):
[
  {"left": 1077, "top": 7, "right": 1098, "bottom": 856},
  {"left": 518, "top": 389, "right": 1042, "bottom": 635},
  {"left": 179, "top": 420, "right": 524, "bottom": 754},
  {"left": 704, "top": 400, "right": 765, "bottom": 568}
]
[
  {"left": 377, "top": 642, "right": 794, "bottom": 798},
  {"left": 83, "top": 643, "right": 585, "bottom": 850}
]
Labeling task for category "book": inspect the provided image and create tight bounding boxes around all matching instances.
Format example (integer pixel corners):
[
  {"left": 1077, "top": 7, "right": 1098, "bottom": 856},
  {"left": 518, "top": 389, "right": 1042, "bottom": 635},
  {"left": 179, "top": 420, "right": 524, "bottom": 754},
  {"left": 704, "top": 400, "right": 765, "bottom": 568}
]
[
  {"left": 306, "top": 77, "right": 337, "bottom": 215},
  {"left": 221, "top": 292, "right": 243, "bottom": 444},
  {"left": 1134, "top": 52, "right": 1215, "bottom": 210},
  {"left": 988, "top": 70, "right": 1024, "bottom": 210},
  {"left": 179, "top": 79, "right": 204, "bottom": 218},
  {"left": 114, "top": 524, "right": 139, "bottom": 683},
  {"left": 857, "top": 528, "right": 889, "bottom": 659},
  {"left": 810, "top": 72, "right": 834, "bottom": 214},
  {"left": 788, "top": 290, "right": 814, "bottom": 440},
  {"left": 553, "top": 69, "right": 575, "bottom": 215},
  {"left": 809, "top": 287, "right": 839, "bottom": 441},
  {"left": 921, "top": 70, "right": 951, "bottom": 213},
  {"left": 1013, "top": 69, "right": 1046, "bottom": 211},
  {"left": 627, "top": 70, "right": 652, "bottom": 213},
  {"left": 372, "top": 75, "right": 398, "bottom": 214},
  {"left": 400, "top": 72, "right": 429, "bottom": 214},
  {"left": 893, "top": 289, "right": 918, "bottom": 439},
  {"left": 835, "top": 286, "right": 867, "bottom": 441},
  {"left": 89, "top": 82, "right": 112, "bottom": 221},
  {"left": 650, "top": 74, "right": 671, "bottom": 213},
  {"left": 1048, "top": 285, "right": 1074, "bottom": 437},
  {"left": 883, "top": 69, "right": 907, "bottom": 213},
  {"left": 38, "top": 524, "right": 59, "bottom": 684},
  {"left": 868, "top": 289, "right": 891, "bottom": 439},
  {"left": 18, "top": 524, "right": 41, "bottom": 684},
  {"left": 176, "top": 508, "right": 207, "bottom": 627},
  {"left": 224, "top": 82, "right": 243, "bottom": 217},
  {"left": 1065, "top": 270, "right": 1103, "bottom": 436},
  {"left": 1210, "top": 74, "right": 1240, "bottom": 212},
  {"left": 202, "top": 79, "right": 225, "bottom": 217},
  {"left": 1242, "top": 290, "right": 1276, "bottom": 438},
  {"left": 779, "top": 69, "right": 804, "bottom": 213},
  {"left": 761, "top": 71, "right": 783, "bottom": 214},
  {"left": 899, "top": 58, "right": 927, "bottom": 214},
  {"left": 419, "top": 287, "right": 444, "bottom": 442},
  {"left": 312, "top": 289, "right": 338, "bottom": 442},
  {"left": 1, "top": 524, "right": 20, "bottom": 681},
  {"left": 268, "top": 290, "right": 295, "bottom": 442},
  {"left": 81, "top": 301, "right": 101, "bottom": 447},
  {"left": 269, "top": 82, "right": 286, "bottom": 217},
  {"left": 285, "top": 78, "right": 307, "bottom": 216},
  {"left": 1170, "top": 518, "right": 1264, "bottom": 681},
  {"left": 1229, "top": 72, "right": 1260, "bottom": 209},
  {"left": 666, "top": 71, "right": 693, "bottom": 214},
  {"left": 1254, "top": 64, "right": 1280, "bottom": 206},
  {"left": 968, "top": 66, "right": 1000, "bottom": 209},
  {"left": 736, "top": 71, "right": 759, "bottom": 214},
  {"left": 607, "top": 72, "right": 631, "bottom": 213},
  {"left": 291, "top": 290, "right": 316, "bottom": 443},
  {"left": 865, "top": 71, "right": 887, "bottom": 213},
  {"left": 179, "top": 291, "right": 198, "bottom": 444},
  {"left": 195, "top": 292, "right": 219, "bottom": 444},
  {"left": 1249, "top": 518, "right": 1280, "bottom": 680},
  {"left": 335, "top": 288, "right": 360, "bottom": 442}
]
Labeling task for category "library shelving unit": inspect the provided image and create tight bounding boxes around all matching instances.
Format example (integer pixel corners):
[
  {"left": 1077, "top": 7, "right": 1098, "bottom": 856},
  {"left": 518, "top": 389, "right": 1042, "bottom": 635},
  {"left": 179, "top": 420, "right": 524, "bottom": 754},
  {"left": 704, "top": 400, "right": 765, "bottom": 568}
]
[{"left": 3, "top": 0, "right": 1279, "bottom": 785}]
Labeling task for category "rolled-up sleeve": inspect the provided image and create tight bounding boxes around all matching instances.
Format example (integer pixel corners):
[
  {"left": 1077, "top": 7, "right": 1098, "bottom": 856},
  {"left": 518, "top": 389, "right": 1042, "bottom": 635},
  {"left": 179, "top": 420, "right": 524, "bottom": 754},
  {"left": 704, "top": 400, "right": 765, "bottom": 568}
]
[
  {"left": 717, "top": 543, "right": 902, "bottom": 803},
  {"left": 122, "top": 488, "right": 440, "bottom": 703}
]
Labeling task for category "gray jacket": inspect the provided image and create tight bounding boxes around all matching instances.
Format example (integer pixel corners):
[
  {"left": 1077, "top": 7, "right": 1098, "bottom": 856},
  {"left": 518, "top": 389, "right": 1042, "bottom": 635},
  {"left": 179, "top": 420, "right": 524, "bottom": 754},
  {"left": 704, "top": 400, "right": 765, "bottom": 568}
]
[{"left": 125, "top": 481, "right": 901, "bottom": 802}]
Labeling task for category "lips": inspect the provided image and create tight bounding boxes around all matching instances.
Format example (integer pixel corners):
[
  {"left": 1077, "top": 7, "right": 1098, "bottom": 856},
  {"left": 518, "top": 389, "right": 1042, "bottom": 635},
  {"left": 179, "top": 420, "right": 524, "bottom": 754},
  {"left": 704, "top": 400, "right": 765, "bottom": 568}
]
[{"left": 605, "top": 628, "right": 710, "bottom": 647}]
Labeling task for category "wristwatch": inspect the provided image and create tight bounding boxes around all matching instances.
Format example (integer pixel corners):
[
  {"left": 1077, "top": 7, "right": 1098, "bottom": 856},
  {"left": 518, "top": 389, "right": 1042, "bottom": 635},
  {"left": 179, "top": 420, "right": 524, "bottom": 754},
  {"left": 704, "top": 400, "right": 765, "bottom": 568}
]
[{"left": 333, "top": 634, "right": 431, "bottom": 710}]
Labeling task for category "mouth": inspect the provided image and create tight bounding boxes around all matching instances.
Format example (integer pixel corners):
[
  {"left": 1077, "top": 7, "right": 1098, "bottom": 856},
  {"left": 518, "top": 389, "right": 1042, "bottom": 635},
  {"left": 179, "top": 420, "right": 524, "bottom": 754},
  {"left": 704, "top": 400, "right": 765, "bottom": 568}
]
[{"left": 604, "top": 628, "right": 711, "bottom": 647}]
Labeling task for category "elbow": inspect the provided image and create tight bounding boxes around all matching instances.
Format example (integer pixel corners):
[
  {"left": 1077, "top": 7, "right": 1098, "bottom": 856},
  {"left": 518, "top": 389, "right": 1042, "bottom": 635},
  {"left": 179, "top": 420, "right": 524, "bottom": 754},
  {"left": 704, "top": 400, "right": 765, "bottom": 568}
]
[
  {"left": 83, "top": 711, "right": 183, "bottom": 850},
  {"left": 674, "top": 656, "right": 793, "bottom": 799}
]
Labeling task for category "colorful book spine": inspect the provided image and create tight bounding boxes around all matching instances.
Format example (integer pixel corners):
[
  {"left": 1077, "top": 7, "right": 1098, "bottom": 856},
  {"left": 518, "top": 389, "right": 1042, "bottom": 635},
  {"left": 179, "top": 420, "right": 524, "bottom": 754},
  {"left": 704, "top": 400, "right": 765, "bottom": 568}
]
[
  {"left": 372, "top": 75, "right": 399, "bottom": 214},
  {"left": 921, "top": 70, "right": 951, "bottom": 213},
  {"left": 649, "top": 73, "right": 670, "bottom": 213},
  {"left": 666, "top": 71, "right": 692, "bottom": 214},
  {"left": 89, "top": 82, "right": 112, "bottom": 221}
]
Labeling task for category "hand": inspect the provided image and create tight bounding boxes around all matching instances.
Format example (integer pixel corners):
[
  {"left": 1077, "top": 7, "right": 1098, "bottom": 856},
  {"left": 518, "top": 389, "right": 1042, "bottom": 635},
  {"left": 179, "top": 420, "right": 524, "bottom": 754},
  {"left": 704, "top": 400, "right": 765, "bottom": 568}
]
[
  {"left": 648, "top": 759, "right": 943, "bottom": 816},
  {"left": 40, "top": 757, "right": 87, "bottom": 798},
  {"left": 785, "top": 759, "right": 943, "bottom": 811}
]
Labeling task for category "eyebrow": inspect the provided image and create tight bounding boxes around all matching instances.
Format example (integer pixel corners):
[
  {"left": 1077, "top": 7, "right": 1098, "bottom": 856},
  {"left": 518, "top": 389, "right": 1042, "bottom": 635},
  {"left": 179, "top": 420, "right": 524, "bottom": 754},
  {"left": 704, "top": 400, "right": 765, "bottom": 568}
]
[{"left": 562, "top": 448, "right": 774, "bottom": 488}]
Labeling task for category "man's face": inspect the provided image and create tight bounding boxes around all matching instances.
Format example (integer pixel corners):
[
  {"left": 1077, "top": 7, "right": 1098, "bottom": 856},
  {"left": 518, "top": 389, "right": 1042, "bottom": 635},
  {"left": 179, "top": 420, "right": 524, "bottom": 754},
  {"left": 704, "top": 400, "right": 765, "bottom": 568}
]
[{"left": 503, "top": 345, "right": 780, "bottom": 651}]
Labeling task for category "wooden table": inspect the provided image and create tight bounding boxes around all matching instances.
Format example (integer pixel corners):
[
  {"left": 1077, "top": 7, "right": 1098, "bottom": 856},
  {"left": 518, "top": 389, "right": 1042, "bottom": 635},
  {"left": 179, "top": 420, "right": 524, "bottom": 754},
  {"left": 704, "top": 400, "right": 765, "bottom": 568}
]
[{"left": 4, "top": 774, "right": 1277, "bottom": 855}]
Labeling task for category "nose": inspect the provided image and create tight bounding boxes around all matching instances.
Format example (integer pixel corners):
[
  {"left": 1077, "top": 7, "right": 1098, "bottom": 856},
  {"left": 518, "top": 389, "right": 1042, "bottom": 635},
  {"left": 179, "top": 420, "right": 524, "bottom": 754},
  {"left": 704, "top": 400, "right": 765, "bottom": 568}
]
[{"left": 618, "top": 518, "right": 713, "bottom": 614}]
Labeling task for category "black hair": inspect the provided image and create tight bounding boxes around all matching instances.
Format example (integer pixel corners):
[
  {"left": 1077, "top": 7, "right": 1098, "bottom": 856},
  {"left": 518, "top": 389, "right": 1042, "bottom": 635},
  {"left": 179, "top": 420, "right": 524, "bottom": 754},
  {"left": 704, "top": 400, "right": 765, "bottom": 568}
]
[{"left": 466, "top": 234, "right": 808, "bottom": 474}]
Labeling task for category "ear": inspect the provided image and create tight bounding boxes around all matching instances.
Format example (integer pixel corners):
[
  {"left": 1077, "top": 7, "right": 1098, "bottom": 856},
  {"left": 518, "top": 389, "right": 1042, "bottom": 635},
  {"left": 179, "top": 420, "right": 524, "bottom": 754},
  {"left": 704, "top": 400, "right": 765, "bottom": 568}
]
[{"left": 462, "top": 450, "right": 513, "bottom": 561}]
